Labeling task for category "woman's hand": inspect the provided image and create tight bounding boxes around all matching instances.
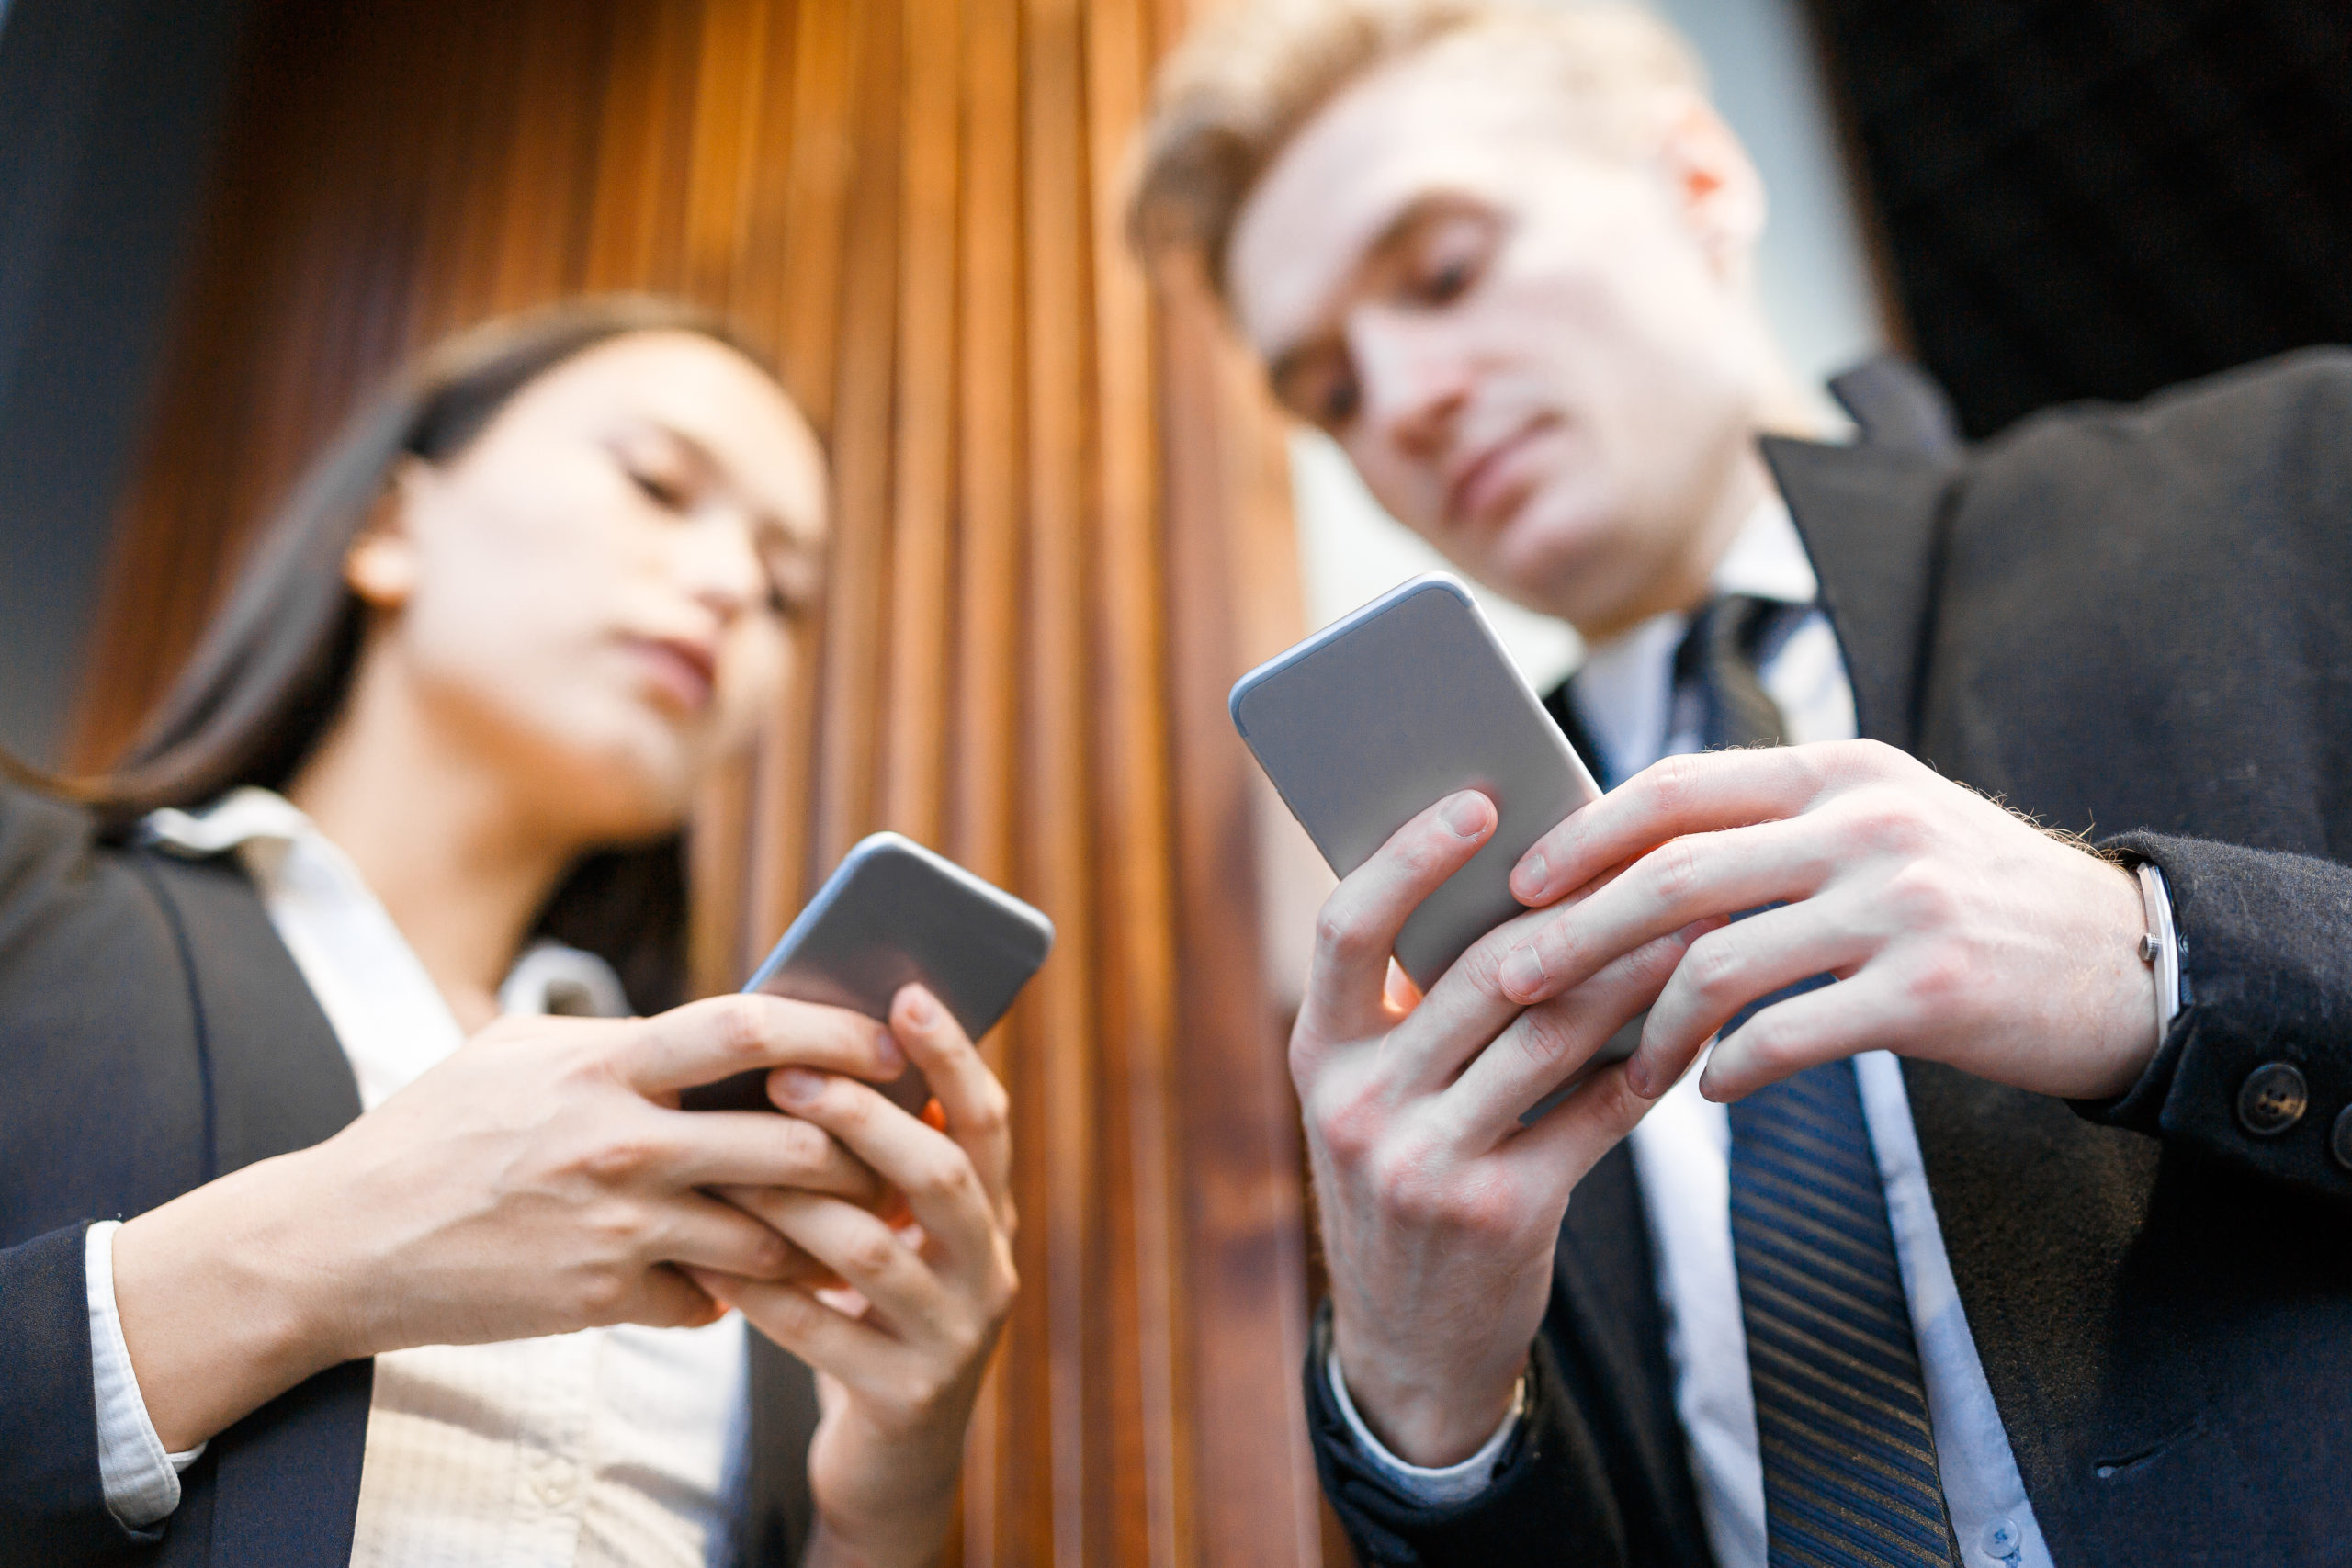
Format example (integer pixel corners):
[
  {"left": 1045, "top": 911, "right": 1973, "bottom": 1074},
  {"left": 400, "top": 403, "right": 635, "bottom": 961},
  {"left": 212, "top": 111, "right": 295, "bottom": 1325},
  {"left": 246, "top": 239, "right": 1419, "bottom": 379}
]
[
  {"left": 687, "top": 985, "right": 1018, "bottom": 1568},
  {"left": 110, "top": 993, "right": 903, "bottom": 1452}
]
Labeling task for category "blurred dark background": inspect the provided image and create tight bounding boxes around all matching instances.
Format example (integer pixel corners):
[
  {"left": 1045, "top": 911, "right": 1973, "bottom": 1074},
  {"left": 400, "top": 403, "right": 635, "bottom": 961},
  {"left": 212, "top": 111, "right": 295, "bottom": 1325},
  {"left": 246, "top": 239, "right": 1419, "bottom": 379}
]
[
  {"left": 1, "top": 0, "right": 2347, "bottom": 759},
  {"left": 1812, "top": 0, "right": 2352, "bottom": 438}
]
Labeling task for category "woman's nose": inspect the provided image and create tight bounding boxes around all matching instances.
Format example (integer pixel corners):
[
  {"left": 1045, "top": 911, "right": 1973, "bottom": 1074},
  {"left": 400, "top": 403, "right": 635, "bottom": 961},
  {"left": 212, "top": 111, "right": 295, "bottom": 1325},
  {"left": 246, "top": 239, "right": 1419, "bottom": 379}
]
[{"left": 673, "top": 515, "right": 768, "bottom": 622}]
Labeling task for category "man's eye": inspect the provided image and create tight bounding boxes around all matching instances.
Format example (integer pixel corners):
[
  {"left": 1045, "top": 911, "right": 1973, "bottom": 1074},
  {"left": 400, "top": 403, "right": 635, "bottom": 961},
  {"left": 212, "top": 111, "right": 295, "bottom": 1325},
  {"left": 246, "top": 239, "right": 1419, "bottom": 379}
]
[
  {"left": 1318, "top": 371, "right": 1362, "bottom": 429},
  {"left": 628, "top": 468, "right": 688, "bottom": 510}
]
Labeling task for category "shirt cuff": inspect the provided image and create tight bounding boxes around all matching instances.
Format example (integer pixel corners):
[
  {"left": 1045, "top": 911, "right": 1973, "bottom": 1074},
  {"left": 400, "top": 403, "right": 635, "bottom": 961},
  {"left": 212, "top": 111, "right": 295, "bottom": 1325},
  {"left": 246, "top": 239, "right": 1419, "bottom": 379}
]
[
  {"left": 1323, "top": 1344, "right": 1525, "bottom": 1507},
  {"left": 85, "top": 1220, "right": 206, "bottom": 1529}
]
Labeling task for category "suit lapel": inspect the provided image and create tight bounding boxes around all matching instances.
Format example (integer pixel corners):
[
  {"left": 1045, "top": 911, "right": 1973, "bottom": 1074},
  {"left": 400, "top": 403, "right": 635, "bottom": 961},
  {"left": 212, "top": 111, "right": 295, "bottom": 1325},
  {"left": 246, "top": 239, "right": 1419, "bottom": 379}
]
[
  {"left": 139, "top": 851, "right": 360, "bottom": 1176},
  {"left": 733, "top": 1334, "right": 822, "bottom": 1566},
  {"left": 139, "top": 850, "right": 371, "bottom": 1568},
  {"left": 1760, "top": 434, "right": 1956, "bottom": 751}
]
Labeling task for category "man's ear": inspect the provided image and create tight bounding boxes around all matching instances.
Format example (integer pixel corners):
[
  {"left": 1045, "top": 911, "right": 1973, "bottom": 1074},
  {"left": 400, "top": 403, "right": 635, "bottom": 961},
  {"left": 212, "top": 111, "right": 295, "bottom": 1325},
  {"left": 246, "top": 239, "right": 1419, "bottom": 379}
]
[
  {"left": 1654, "top": 93, "right": 1767, "bottom": 280},
  {"left": 345, "top": 458, "right": 427, "bottom": 610}
]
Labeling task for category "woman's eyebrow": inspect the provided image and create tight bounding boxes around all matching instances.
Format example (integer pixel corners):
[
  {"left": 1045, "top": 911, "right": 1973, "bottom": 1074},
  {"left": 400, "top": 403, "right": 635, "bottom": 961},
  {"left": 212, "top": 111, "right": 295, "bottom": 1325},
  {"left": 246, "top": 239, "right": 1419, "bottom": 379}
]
[{"left": 648, "top": 419, "right": 822, "bottom": 550}]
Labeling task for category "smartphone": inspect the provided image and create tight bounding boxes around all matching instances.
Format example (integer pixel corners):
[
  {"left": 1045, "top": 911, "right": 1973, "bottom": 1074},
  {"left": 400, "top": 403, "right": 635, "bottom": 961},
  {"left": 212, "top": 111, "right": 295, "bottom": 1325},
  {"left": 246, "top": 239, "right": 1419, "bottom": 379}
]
[
  {"left": 678, "top": 831, "right": 1055, "bottom": 1117},
  {"left": 1229, "top": 572, "right": 1603, "bottom": 992}
]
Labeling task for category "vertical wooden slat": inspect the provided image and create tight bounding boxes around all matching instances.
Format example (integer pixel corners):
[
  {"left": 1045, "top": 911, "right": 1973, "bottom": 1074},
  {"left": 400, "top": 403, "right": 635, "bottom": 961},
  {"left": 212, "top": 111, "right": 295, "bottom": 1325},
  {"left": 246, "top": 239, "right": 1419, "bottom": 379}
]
[
  {"left": 73, "top": 3, "right": 1326, "bottom": 1560},
  {"left": 807, "top": 0, "right": 899, "bottom": 873},
  {"left": 1082, "top": 0, "right": 1192, "bottom": 1562},
  {"left": 948, "top": 0, "right": 1027, "bottom": 1555},
  {"left": 879, "top": 0, "right": 962, "bottom": 844},
  {"left": 1017, "top": 0, "right": 1101, "bottom": 1560},
  {"left": 1157, "top": 260, "right": 1328, "bottom": 1568},
  {"left": 739, "top": 0, "right": 847, "bottom": 962}
]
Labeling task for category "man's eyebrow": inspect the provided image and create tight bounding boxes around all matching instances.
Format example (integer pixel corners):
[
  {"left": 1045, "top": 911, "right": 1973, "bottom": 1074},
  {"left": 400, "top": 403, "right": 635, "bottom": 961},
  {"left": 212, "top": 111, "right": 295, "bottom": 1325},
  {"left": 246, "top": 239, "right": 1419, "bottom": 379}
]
[{"left": 1261, "top": 195, "right": 1462, "bottom": 380}]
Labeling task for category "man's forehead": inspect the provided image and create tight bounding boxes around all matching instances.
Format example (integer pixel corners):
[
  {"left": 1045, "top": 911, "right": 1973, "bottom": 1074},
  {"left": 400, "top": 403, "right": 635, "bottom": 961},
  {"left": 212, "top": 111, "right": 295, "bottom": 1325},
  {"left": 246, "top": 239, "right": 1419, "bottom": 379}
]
[{"left": 1226, "top": 45, "right": 1584, "bottom": 358}]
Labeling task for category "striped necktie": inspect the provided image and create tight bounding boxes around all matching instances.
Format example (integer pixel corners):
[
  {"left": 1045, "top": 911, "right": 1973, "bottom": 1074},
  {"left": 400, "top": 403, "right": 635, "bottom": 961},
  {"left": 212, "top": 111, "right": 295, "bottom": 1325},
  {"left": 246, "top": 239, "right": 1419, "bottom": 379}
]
[{"left": 1679, "top": 595, "right": 1961, "bottom": 1567}]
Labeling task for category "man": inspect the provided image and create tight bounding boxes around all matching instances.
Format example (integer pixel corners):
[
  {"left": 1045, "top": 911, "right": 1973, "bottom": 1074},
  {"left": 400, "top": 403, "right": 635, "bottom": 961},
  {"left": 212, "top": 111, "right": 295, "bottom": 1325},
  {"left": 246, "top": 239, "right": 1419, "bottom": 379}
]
[{"left": 1132, "top": 4, "right": 2352, "bottom": 1565}]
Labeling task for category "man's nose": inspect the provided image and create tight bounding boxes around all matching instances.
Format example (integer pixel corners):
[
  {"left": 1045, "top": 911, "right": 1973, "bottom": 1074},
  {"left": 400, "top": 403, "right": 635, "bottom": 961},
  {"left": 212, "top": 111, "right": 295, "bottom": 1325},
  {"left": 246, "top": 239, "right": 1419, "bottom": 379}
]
[{"left": 1348, "top": 309, "right": 1474, "bottom": 457}]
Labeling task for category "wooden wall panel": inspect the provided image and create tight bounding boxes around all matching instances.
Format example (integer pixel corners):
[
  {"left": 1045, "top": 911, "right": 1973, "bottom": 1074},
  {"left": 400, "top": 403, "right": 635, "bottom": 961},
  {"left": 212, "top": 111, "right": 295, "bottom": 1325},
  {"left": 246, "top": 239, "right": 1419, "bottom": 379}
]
[{"left": 72, "top": 2, "right": 1335, "bottom": 1562}]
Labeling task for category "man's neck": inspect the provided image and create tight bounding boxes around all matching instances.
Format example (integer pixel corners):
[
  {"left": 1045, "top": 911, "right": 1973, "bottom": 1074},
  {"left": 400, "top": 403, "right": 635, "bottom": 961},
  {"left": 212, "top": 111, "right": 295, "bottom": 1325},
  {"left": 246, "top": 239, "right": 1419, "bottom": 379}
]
[{"left": 1577, "top": 442, "right": 1778, "bottom": 647}]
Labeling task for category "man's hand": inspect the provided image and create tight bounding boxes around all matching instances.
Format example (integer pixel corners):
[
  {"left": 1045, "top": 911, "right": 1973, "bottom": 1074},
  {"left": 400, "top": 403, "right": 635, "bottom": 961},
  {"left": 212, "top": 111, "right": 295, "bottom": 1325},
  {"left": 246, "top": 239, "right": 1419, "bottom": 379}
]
[
  {"left": 690, "top": 985, "right": 1017, "bottom": 1568},
  {"left": 1503, "top": 739, "right": 2161, "bottom": 1105},
  {"left": 1295, "top": 790, "right": 1710, "bottom": 1469},
  {"left": 112, "top": 993, "right": 905, "bottom": 1452}
]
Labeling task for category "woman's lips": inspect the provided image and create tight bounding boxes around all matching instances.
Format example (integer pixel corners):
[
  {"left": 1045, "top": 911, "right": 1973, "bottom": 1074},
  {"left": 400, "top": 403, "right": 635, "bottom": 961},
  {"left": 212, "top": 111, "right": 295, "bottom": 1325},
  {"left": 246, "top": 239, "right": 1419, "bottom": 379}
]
[{"left": 628, "top": 636, "right": 718, "bottom": 714}]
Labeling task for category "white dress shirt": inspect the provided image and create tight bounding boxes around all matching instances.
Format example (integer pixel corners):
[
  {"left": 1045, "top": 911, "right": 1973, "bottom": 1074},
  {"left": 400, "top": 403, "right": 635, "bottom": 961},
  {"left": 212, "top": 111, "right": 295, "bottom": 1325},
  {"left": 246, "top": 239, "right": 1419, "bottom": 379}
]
[
  {"left": 85, "top": 788, "right": 752, "bottom": 1567},
  {"left": 1331, "top": 500, "right": 2059, "bottom": 1568}
]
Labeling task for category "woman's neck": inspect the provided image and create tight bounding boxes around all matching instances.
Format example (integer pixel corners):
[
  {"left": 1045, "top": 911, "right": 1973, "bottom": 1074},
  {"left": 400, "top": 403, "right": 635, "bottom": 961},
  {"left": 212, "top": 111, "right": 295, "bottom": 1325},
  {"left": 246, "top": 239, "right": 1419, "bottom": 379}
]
[{"left": 286, "top": 662, "right": 582, "bottom": 1034}]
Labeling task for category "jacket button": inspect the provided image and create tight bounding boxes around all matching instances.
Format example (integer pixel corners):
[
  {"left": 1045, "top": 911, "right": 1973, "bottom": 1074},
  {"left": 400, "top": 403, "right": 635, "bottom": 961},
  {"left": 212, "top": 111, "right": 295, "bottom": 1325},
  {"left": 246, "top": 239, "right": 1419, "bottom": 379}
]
[
  {"left": 2333, "top": 1105, "right": 2352, "bottom": 1173},
  {"left": 2237, "top": 1063, "right": 2308, "bottom": 1136}
]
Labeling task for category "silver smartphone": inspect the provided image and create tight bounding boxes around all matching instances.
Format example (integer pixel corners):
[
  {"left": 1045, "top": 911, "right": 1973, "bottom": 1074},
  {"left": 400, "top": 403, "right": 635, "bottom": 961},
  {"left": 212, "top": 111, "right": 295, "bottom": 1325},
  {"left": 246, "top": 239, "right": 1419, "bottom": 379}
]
[
  {"left": 679, "top": 831, "right": 1055, "bottom": 1117},
  {"left": 1229, "top": 572, "right": 1603, "bottom": 992}
]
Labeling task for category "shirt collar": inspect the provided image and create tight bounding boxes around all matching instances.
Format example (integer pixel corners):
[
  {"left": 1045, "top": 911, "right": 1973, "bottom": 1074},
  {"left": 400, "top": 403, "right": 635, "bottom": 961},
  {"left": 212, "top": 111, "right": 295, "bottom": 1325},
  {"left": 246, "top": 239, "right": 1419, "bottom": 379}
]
[
  {"left": 140, "top": 787, "right": 628, "bottom": 1020},
  {"left": 140, "top": 785, "right": 313, "bottom": 860},
  {"left": 1569, "top": 496, "right": 1815, "bottom": 784}
]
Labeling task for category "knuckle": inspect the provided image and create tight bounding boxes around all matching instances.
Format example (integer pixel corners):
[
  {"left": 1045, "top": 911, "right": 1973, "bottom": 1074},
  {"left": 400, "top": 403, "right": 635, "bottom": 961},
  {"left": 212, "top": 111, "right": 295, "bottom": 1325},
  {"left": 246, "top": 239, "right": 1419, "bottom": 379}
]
[
  {"left": 587, "top": 1197, "right": 654, "bottom": 1247},
  {"left": 749, "top": 1230, "right": 794, "bottom": 1277},
  {"left": 1313, "top": 1079, "right": 1385, "bottom": 1166},
  {"left": 1885, "top": 858, "right": 1961, "bottom": 927},
  {"left": 1685, "top": 931, "right": 1747, "bottom": 1000},
  {"left": 970, "top": 1077, "right": 1011, "bottom": 1135},
  {"left": 1847, "top": 788, "right": 1932, "bottom": 854},
  {"left": 777, "top": 1116, "right": 827, "bottom": 1168},
  {"left": 1314, "top": 902, "right": 1375, "bottom": 967},
  {"left": 1367, "top": 1133, "right": 1445, "bottom": 1227},
  {"left": 1735, "top": 1011, "right": 1799, "bottom": 1077},
  {"left": 763, "top": 1282, "right": 820, "bottom": 1335},
  {"left": 913, "top": 1150, "right": 974, "bottom": 1204},
  {"left": 1904, "top": 943, "right": 1973, "bottom": 1009},
  {"left": 1647, "top": 836, "right": 1705, "bottom": 904},
  {"left": 582, "top": 1134, "right": 663, "bottom": 1185},
  {"left": 712, "top": 995, "right": 775, "bottom": 1065},
  {"left": 843, "top": 1225, "right": 899, "bottom": 1280},
  {"left": 1512, "top": 1006, "right": 1578, "bottom": 1074},
  {"left": 576, "top": 1269, "right": 631, "bottom": 1317},
  {"left": 1646, "top": 751, "right": 1702, "bottom": 814}
]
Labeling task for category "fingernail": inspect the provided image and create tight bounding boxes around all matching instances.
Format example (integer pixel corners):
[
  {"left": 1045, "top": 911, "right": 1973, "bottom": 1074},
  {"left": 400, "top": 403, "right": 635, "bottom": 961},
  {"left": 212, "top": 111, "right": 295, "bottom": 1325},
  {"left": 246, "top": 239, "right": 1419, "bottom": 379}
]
[
  {"left": 1500, "top": 943, "right": 1546, "bottom": 999},
  {"left": 1515, "top": 851, "right": 1547, "bottom": 899},
  {"left": 1442, "top": 793, "right": 1489, "bottom": 838},
  {"left": 773, "top": 1066, "right": 821, "bottom": 1104},
  {"left": 874, "top": 1028, "right": 907, "bottom": 1071},
  {"left": 1623, "top": 1056, "right": 1654, "bottom": 1100},
  {"left": 902, "top": 987, "right": 936, "bottom": 1026}
]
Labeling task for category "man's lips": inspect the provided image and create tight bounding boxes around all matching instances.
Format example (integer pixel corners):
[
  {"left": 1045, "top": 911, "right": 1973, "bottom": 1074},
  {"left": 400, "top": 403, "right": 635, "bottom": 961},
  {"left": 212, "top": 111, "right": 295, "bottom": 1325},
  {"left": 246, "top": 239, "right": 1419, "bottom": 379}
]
[
  {"left": 1446, "top": 420, "right": 1555, "bottom": 530},
  {"left": 628, "top": 636, "right": 718, "bottom": 713}
]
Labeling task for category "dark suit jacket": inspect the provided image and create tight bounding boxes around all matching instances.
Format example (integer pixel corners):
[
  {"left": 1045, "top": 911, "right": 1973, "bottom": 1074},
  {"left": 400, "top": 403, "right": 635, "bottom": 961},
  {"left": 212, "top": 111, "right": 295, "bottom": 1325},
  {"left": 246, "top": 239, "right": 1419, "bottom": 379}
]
[
  {"left": 0, "top": 794, "right": 821, "bottom": 1566},
  {"left": 1310, "top": 349, "right": 2352, "bottom": 1567}
]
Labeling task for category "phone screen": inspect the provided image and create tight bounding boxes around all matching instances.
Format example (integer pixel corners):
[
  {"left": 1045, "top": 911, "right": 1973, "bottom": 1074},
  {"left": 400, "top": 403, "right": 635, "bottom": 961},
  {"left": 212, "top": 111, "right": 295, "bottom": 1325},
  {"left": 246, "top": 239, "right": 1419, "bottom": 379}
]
[
  {"left": 1230, "top": 573, "right": 1601, "bottom": 989},
  {"left": 678, "top": 833, "right": 1053, "bottom": 1116}
]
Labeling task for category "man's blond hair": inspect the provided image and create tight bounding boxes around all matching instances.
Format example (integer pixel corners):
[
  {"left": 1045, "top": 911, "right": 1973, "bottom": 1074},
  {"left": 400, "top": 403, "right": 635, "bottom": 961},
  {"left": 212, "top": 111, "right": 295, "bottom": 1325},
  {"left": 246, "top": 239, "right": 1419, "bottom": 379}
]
[{"left": 1128, "top": 0, "right": 1704, "bottom": 300}]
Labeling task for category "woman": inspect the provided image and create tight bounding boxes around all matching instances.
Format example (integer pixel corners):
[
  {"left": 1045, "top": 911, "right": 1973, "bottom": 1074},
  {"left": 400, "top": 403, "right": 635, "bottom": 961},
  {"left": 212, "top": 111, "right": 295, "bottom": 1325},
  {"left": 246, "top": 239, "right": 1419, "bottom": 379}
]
[{"left": 0, "top": 298, "right": 1017, "bottom": 1568}]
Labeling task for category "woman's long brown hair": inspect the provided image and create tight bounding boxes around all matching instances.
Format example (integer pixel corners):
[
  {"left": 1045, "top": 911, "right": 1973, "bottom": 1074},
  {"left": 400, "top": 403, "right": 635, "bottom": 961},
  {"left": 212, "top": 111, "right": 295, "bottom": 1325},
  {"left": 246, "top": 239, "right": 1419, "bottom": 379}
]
[{"left": 0, "top": 295, "right": 784, "bottom": 1011}]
